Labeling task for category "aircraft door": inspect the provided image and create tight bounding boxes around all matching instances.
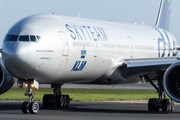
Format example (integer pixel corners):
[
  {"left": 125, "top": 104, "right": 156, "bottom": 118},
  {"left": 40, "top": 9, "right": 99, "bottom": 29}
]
[{"left": 58, "top": 31, "right": 69, "bottom": 56}]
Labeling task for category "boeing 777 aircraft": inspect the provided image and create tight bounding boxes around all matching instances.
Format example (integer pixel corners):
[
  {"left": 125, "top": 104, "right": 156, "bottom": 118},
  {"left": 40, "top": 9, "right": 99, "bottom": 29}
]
[{"left": 0, "top": 0, "right": 179, "bottom": 114}]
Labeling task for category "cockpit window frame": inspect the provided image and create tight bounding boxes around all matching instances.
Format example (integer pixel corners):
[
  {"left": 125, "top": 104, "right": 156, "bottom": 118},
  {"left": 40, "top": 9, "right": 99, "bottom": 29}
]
[
  {"left": 4, "top": 34, "right": 41, "bottom": 43},
  {"left": 30, "top": 35, "right": 38, "bottom": 43}
]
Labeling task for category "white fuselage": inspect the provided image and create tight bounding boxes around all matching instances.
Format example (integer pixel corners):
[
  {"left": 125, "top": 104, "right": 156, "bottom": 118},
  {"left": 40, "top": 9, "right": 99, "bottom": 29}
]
[{"left": 2, "top": 14, "right": 177, "bottom": 84}]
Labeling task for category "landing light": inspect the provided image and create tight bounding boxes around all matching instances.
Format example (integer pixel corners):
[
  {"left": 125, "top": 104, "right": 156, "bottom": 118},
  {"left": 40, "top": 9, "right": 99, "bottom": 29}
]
[
  {"left": 24, "top": 84, "right": 34, "bottom": 88},
  {"left": 31, "top": 84, "right": 34, "bottom": 87},
  {"left": 24, "top": 80, "right": 39, "bottom": 89}
]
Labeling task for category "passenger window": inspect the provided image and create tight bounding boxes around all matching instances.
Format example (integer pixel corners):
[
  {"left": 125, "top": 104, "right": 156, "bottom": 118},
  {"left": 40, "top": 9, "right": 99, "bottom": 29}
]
[
  {"left": 36, "top": 36, "right": 41, "bottom": 42},
  {"left": 19, "top": 36, "right": 30, "bottom": 42},
  {"left": 4, "top": 35, "right": 12, "bottom": 42},
  {"left": 9, "top": 35, "right": 18, "bottom": 41},
  {"left": 30, "top": 36, "right": 37, "bottom": 42}
]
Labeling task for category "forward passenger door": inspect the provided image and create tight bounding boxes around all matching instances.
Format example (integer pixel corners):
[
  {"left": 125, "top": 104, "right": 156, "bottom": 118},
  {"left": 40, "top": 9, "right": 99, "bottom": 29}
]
[{"left": 58, "top": 31, "right": 69, "bottom": 56}]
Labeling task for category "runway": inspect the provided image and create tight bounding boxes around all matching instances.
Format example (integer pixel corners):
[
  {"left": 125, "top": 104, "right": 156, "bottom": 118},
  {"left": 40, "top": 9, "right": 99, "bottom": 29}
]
[{"left": 0, "top": 101, "right": 180, "bottom": 120}]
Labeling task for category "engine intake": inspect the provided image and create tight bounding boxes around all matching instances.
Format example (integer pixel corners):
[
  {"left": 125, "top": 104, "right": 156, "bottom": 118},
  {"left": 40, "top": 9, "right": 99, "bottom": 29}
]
[{"left": 163, "top": 62, "right": 180, "bottom": 102}]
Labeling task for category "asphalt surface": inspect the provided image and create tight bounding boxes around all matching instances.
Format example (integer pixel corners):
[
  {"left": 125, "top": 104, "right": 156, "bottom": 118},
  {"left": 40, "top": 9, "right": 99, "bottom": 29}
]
[{"left": 0, "top": 101, "right": 180, "bottom": 120}]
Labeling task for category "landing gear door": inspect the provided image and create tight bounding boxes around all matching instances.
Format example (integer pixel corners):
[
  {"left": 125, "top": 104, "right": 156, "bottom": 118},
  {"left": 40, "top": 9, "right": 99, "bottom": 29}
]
[{"left": 58, "top": 31, "right": 69, "bottom": 56}]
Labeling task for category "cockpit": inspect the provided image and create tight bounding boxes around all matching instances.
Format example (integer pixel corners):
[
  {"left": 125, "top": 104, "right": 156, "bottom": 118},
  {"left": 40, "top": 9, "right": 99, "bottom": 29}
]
[{"left": 4, "top": 34, "right": 41, "bottom": 43}]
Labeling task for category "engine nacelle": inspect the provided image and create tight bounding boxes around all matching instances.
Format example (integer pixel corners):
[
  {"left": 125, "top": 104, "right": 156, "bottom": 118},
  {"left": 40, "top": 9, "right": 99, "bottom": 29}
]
[
  {"left": 163, "top": 62, "right": 180, "bottom": 102},
  {"left": 0, "top": 59, "right": 15, "bottom": 94}
]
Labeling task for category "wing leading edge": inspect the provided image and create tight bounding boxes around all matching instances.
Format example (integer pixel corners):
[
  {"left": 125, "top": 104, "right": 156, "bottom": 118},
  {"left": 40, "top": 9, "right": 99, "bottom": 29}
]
[
  {"left": 117, "top": 57, "right": 180, "bottom": 81},
  {"left": 123, "top": 57, "right": 180, "bottom": 69}
]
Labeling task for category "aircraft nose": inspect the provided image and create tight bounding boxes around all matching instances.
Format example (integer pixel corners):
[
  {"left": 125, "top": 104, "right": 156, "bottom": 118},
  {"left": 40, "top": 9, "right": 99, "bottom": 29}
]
[{"left": 2, "top": 42, "right": 28, "bottom": 78}]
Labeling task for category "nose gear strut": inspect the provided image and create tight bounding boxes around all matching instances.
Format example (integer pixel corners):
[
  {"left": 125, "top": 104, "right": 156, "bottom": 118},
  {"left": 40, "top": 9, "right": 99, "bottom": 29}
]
[{"left": 21, "top": 80, "right": 39, "bottom": 114}]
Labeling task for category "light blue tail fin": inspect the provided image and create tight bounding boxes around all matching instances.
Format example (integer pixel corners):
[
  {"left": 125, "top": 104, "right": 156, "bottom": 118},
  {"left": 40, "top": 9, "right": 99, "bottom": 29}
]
[{"left": 155, "top": 0, "right": 172, "bottom": 31}]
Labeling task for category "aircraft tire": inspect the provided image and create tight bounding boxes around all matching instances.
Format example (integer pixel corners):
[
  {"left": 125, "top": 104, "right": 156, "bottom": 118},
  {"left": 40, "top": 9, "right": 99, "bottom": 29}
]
[
  {"left": 63, "top": 95, "right": 67, "bottom": 107},
  {"left": 65, "top": 95, "right": 70, "bottom": 107},
  {"left": 21, "top": 102, "right": 29, "bottom": 114},
  {"left": 60, "top": 95, "right": 64, "bottom": 107},
  {"left": 171, "top": 100, "right": 175, "bottom": 111},
  {"left": 49, "top": 94, "right": 55, "bottom": 107},
  {"left": 162, "top": 99, "right": 172, "bottom": 112},
  {"left": 56, "top": 95, "right": 64, "bottom": 107},
  {"left": 148, "top": 98, "right": 159, "bottom": 111},
  {"left": 43, "top": 94, "right": 49, "bottom": 107},
  {"left": 28, "top": 102, "right": 39, "bottom": 114}
]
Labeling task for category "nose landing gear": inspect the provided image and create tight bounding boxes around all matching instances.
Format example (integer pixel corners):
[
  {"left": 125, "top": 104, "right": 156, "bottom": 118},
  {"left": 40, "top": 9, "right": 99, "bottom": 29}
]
[{"left": 21, "top": 80, "right": 39, "bottom": 114}]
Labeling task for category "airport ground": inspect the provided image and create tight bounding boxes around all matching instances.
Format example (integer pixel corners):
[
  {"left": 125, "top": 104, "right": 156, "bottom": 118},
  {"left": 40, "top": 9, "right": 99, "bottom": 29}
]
[
  {"left": 0, "top": 82, "right": 176, "bottom": 119},
  {"left": 0, "top": 101, "right": 180, "bottom": 120}
]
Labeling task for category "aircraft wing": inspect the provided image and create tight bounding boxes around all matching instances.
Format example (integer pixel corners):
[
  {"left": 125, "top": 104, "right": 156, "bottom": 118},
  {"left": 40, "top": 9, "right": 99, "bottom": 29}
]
[
  {"left": 123, "top": 57, "right": 180, "bottom": 69},
  {"left": 117, "top": 57, "right": 180, "bottom": 80}
]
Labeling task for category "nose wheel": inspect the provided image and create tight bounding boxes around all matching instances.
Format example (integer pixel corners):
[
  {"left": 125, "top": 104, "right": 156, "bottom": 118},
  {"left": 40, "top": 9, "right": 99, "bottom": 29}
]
[
  {"left": 28, "top": 102, "right": 39, "bottom": 114},
  {"left": 21, "top": 102, "right": 39, "bottom": 114},
  {"left": 21, "top": 80, "right": 39, "bottom": 114},
  {"left": 21, "top": 102, "right": 28, "bottom": 114}
]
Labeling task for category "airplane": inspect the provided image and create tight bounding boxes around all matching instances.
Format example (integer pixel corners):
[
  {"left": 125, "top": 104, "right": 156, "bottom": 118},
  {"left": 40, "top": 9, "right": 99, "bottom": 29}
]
[{"left": 0, "top": 0, "right": 179, "bottom": 114}]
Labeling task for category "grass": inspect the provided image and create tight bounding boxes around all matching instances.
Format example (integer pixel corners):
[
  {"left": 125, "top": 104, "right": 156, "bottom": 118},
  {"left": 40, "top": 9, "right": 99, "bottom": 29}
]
[{"left": 0, "top": 88, "right": 159, "bottom": 101}]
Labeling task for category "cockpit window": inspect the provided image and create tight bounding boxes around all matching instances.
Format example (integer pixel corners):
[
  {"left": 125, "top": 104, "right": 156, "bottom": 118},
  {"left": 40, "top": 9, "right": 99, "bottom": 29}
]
[
  {"left": 30, "top": 36, "right": 37, "bottom": 42},
  {"left": 36, "top": 36, "right": 41, "bottom": 42},
  {"left": 4, "top": 35, "right": 12, "bottom": 42},
  {"left": 4, "top": 35, "right": 18, "bottom": 42},
  {"left": 4, "top": 34, "right": 41, "bottom": 43},
  {"left": 9, "top": 35, "right": 18, "bottom": 41},
  {"left": 19, "top": 36, "right": 30, "bottom": 42}
]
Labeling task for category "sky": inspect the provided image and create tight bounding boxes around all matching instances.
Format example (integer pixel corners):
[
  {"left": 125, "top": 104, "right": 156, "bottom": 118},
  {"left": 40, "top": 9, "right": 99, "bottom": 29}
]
[{"left": 0, "top": 0, "right": 180, "bottom": 46}]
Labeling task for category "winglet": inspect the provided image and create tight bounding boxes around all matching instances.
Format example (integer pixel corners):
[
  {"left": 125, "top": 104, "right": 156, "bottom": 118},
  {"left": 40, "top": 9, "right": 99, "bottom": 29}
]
[{"left": 155, "top": 0, "right": 172, "bottom": 31}]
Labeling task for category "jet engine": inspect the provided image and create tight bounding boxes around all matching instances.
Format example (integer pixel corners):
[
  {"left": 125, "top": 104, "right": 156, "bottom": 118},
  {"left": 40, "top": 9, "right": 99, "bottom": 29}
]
[
  {"left": 0, "top": 60, "right": 15, "bottom": 94},
  {"left": 163, "top": 62, "right": 180, "bottom": 102}
]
